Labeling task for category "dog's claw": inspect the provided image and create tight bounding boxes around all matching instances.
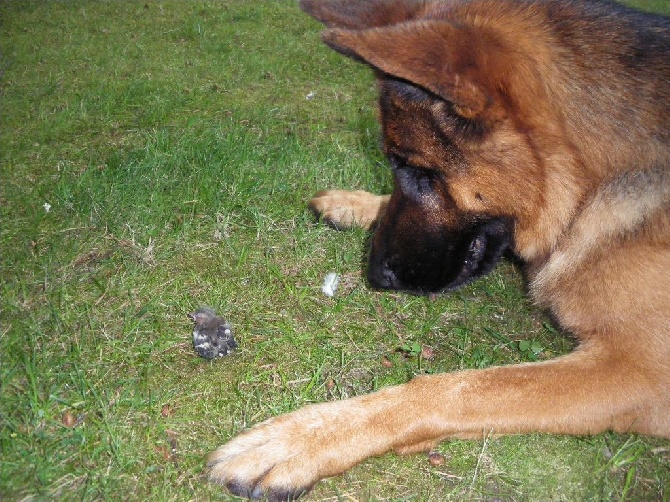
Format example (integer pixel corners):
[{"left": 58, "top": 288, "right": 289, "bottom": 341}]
[
  {"left": 213, "top": 469, "right": 310, "bottom": 501},
  {"left": 223, "top": 480, "right": 257, "bottom": 499},
  {"left": 223, "top": 480, "right": 306, "bottom": 502}
]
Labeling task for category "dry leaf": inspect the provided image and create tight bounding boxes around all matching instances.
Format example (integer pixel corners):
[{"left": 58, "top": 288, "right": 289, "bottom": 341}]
[
  {"left": 421, "top": 345, "right": 435, "bottom": 361},
  {"left": 428, "top": 451, "right": 446, "bottom": 466},
  {"left": 62, "top": 410, "right": 76, "bottom": 428}
]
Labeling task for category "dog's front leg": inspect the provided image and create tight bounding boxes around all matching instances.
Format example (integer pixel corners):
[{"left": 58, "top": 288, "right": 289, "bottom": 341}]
[
  {"left": 208, "top": 347, "right": 665, "bottom": 500},
  {"left": 207, "top": 384, "right": 413, "bottom": 501}
]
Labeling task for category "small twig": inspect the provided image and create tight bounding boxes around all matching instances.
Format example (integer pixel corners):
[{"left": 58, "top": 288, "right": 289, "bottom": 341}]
[
  {"left": 471, "top": 429, "right": 493, "bottom": 489},
  {"left": 432, "top": 470, "right": 464, "bottom": 480}
]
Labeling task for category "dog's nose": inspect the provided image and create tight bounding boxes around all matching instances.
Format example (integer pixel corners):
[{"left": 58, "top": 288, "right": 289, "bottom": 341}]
[{"left": 368, "top": 259, "right": 398, "bottom": 290}]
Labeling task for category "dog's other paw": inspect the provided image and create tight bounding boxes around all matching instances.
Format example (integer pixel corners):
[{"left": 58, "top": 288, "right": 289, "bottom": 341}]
[
  {"left": 207, "top": 398, "right": 392, "bottom": 500},
  {"left": 207, "top": 417, "right": 313, "bottom": 501},
  {"left": 308, "top": 190, "right": 389, "bottom": 230},
  {"left": 207, "top": 407, "right": 342, "bottom": 500}
]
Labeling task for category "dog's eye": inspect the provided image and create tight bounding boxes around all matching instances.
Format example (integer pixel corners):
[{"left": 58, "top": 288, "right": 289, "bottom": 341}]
[
  {"left": 439, "top": 103, "right": 486, "bottom": 139},
  {"left": 391, "top": 158, "right": 439, "bottom": 200}
]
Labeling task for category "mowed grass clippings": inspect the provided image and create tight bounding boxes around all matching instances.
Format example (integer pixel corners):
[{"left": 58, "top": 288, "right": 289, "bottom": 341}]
[{"left": 1, "top": 1, "right": 668, "bottom": 500}]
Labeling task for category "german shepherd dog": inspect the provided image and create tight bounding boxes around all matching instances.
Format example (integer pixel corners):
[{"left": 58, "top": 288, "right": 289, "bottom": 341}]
[{"left": 208, "top": 0, "right": 670, "bottom": 499}]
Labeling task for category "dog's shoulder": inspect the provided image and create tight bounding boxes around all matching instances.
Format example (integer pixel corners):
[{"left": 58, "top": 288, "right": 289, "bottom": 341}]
[{"left": 530, "top": 166, "right": 670, "bottom": 328}]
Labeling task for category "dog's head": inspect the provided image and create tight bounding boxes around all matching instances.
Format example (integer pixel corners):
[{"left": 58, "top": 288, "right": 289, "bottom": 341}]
[
  {"left": 367, "top": 79, "right": 513, "bottom": 293},
  {"left": 301, "top": 0, "right": 600, "bottom": 294}
]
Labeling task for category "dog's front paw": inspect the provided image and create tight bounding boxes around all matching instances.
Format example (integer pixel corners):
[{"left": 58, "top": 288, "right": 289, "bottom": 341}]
[
  {"left": 308, "top": 190, "right": 388, "bottom": 230},
  {"left": 208, "top": 402, "right": 365, "bottom": 501},
  {"left": 207, "top": 416, "right": 314, "bottom": 501}
]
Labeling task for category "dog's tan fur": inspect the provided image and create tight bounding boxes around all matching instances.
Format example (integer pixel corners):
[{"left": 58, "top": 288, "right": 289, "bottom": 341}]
[
  {"left": 308, "top": 190, "right": 388, "bottom": 230},
  {"left": 208, "top": 1, "right": 670, "bottom": 499}
]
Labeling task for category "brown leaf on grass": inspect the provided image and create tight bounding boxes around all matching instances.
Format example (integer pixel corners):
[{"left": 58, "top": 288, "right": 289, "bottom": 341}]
[
  {"left": 381, "top": 356, "right": 393, "bottom": 368},
  {"left": 154, "top": 445, "right": 172, "bottom": 461},
  {"left": 62, "top": 411, "right": 76, "bottom": 428},
  {"left": 160, "top": 404, "right": 175, "bottom": 418},
  {"left": 73, "top": 248, "right": 112, "bottom": 268},
  {"left": 428, "top": 451, "right": 446, "bottom": 466},
  {"left": 421, "top": 345, "right": 435, "bottom": 361}
]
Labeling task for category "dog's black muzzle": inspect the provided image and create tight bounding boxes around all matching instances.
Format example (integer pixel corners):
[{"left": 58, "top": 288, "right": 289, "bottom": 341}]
[{"left": 367, "top": 217, "right": 512, "bottom": 294}]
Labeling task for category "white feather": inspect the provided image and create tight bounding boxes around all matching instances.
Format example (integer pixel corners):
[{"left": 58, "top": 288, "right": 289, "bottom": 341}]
[{"left": 321, "top": 272, "right": 340, "bottom": 297}]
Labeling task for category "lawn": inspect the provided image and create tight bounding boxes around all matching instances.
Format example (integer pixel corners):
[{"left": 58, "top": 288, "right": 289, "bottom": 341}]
[{"left": 1, "top": 1, "right": 668, "bottom": 500}]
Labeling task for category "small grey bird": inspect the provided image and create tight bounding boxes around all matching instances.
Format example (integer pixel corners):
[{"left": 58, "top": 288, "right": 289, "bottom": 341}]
[{"left": 188, "top": 307, "right": 237, "bottom": 359}]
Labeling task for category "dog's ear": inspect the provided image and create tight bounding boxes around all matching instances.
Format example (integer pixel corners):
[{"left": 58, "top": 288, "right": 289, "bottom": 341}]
[
  {"left": 322, "top": 23, "right": 492, "bottom": 119},
  {"left": 300, "top": 0, "right": 429, "bottom": 29}
]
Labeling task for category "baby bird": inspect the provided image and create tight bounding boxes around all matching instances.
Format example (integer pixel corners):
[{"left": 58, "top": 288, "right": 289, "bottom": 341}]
[{"left": 188, "top": 307, "right": 237, "bottom": 359}]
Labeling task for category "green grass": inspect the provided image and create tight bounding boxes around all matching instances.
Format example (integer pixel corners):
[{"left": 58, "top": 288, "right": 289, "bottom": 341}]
[{"left": 1, "top": 1, "right": 669, "bottom": 500}]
